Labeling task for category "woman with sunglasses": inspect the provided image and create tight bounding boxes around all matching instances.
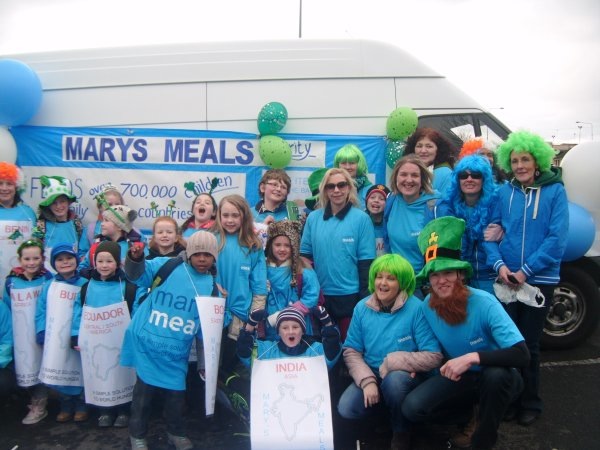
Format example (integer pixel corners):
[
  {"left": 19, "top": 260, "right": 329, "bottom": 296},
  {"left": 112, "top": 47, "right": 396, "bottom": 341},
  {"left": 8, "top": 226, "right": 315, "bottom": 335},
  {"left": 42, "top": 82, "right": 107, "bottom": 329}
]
[
  {"left": 300, "top": 168, "right": 376, "bottom": 340},
  {"left": 436, "top": 154, "right": 499, "bottom": 294},
  {"left": 483, "top": 131, "right": 568, "bottom": 427},
  {"left": 383, "top": 155, "right": 440, "bottom": 298}
]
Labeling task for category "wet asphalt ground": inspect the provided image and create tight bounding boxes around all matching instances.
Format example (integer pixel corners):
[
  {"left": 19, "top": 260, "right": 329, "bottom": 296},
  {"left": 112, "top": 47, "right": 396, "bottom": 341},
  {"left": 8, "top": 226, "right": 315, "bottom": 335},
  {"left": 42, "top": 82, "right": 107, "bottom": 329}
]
[{"left": 1, "top": 323, "right": 599, "bottom": 450}]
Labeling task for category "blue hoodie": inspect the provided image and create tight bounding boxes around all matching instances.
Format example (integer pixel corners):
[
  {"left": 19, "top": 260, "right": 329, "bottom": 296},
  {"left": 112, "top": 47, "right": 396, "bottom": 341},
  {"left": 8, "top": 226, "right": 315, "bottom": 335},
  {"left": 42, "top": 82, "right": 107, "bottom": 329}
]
[{"left": 484, "top": 168, "right": 568, "bottom": 285}]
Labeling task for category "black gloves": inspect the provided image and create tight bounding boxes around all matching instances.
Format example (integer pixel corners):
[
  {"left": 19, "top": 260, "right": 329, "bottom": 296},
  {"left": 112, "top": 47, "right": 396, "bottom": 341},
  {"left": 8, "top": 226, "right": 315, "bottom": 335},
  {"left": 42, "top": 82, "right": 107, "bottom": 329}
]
[
  {"left": 311, "top": 305, "right": 331, "bottom": 327},
  {"left": 236, "top": 329, "right": 255, "bottom": 359},
  {"left": 247, "top": 309, "right": 268, "bottom": 328}
]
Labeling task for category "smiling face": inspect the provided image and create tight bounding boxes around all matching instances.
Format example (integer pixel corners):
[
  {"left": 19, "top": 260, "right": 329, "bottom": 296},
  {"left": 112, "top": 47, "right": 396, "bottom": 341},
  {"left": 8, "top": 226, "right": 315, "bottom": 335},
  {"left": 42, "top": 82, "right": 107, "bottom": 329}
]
[
  {"left": 339, "top": 161, "right": 358, "bottom": 178},
  {"left": 54, "top": 253, "right": 77, "bottom": 278},
  {"left": 510, "top": 151, "right": 537, "bottom": 187},
  {"left": 19, "top": 246, "right": 43, "bottom": 279},
  {"left": 374, "top": 271, "right": 400, "bottom": 305},
  {"left": 429, "top": 270, "right": 459, "bottom": 301},
  {"left": 395, "top": 162, "right": 422, "bottom": 202},
  {"left": 219, "top": 201, "right": 243, "bottom": 234},
  {"left": 458, "top": 171, "right": 483, "bottom": 198},
  {"left": 260, "top": 178, "right": 288, "bottom": 208},
  {"left": 270, "top": 235, "right": 292, "bottom": 265},
  {"left": 0, "top": 180, "right": 16, "bottom": 208},
  {"left": 49, "top": 196, "right": 70, "bottom": 221},
  {"left": 95, "top": 252, "right": 118, "bottom": 280},
  {"left": 415, "top": 137, "right": 438, "bottom": 166},
  {"left": 366, "top": 191, "right": 386, "bottom": 215},
  {"left": 153, "top": 220, "right": 177, "bottom": 253},
  {"left": 278, "top": 320, "right": 303, "bottom": 347},
  {"left": 193, "top": 194, "right": 216, "bottom": 224}
]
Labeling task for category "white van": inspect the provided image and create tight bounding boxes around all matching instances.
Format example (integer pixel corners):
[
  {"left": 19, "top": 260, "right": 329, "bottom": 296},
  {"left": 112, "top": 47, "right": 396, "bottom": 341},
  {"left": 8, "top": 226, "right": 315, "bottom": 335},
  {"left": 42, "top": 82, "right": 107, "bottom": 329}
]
[{"left": 5, "top": 38, "right": 598, "bottom": 349}]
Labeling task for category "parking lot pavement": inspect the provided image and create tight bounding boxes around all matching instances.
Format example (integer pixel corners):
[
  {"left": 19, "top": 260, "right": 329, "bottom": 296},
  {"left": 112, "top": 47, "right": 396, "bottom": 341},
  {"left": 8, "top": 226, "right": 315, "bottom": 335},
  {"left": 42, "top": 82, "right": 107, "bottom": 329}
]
[{"left": 1, "top": 326, "right": 599, "bottom": 449}]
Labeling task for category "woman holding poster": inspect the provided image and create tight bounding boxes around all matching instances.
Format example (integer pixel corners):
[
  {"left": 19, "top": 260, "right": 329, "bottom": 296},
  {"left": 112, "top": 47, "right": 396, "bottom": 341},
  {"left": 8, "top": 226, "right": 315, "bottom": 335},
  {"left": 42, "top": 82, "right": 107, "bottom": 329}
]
[
  {"left": 3, "top": 238, "right": 52, "bottom": 424},
  {"left": 0, "top": 162, "right": 37, "bottom": 297},
  {"left": 338, "top": 254, "right": 443, "bottom": 450}
]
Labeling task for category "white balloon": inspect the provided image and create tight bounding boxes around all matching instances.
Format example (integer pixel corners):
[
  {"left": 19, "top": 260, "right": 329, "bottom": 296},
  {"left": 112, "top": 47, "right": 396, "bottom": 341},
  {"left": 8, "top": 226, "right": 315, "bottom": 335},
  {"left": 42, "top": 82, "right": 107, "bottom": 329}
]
[
  {"left": 0, "top": 126, "right": 18, "bottom": 163},
  {"left": 560, "top": 141, "right": 600, "bottom": 213}
]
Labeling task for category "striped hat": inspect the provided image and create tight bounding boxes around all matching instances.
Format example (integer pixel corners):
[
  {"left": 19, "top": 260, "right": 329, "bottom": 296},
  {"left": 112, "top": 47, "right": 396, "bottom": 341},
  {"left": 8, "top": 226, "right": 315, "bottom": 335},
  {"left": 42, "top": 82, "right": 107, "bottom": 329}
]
[{"left": 276, "top": 307, "right": 306, "bottom": 333}]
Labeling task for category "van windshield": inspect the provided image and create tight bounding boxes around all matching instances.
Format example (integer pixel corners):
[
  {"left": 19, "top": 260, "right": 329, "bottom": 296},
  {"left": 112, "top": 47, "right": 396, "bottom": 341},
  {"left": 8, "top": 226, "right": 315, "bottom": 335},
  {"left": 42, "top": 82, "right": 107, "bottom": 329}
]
[{"left": 418, "top": 113, "right": 510, "bottom": 149}]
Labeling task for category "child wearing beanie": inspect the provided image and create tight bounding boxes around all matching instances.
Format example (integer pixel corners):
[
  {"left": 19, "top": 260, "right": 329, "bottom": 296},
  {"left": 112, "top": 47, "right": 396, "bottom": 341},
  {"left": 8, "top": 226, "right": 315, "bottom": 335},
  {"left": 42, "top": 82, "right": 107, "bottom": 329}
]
[
  {"left": 365, "top": 184, "right": 391, "bottom": 257},
  {"left": 71, "top": 240, "right": 138, "bottom": 428},
  {"left": 35, "top": 243, "right": 88, "bottom": 423},
  {"left": 79, "top": 204, "right": 146, "bottom": 273},
  {"left": 121, "top": 230, "right": 221, "bottom": 450}
]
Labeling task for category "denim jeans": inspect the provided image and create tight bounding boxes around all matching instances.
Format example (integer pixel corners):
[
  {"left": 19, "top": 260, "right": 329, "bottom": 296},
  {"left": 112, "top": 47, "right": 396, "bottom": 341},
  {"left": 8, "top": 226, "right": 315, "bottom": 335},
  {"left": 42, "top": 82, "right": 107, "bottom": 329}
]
[
  {"left": 503, "top": 284, "right": 553, "bottom": 413},
  {"left": 59, "top": 391, "right": 87, "bottom": 413},
  {"left": 338, "top": 370, "right": 422, "bottom": 432},
  {"left": 129, "top": 376, "right": 186, "bottom": 439},
  {"left": 402, "top": 367, "right": 523, "bottom": 449}
]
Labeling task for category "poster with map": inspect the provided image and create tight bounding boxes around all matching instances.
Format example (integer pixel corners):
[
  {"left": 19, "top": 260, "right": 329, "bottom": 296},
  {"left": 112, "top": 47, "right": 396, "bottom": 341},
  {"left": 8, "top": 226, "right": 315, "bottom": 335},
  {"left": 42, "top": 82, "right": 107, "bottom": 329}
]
[{"left": 250, "top": 355, "right": 334, "bottom": 450}]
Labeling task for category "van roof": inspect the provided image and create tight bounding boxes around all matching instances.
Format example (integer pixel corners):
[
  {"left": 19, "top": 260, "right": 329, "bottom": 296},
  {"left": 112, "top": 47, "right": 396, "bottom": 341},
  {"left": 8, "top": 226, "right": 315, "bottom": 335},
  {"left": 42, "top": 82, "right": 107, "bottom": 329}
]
[{"left": 7, "top": 39, "right": 442, "bottom": 90}]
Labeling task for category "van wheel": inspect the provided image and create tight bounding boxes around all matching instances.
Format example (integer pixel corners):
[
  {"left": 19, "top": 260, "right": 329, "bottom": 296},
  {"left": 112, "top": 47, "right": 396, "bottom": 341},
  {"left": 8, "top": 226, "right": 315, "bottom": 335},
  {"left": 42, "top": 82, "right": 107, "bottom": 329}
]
[{"left": 541, "top": 265, "right": 600, "bottom": 349}]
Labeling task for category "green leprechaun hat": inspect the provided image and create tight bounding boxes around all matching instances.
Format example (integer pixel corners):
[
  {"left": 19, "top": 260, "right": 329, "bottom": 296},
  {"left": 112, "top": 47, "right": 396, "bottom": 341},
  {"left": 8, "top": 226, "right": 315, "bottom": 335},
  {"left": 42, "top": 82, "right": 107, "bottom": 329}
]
[
  {"left": 304, "top": 168, "right": 329, "bottom": 211},
  {"left": 39, "top": 175, "right": 76, "bottom": 207},
  {"left": 415, "top": 216, "right": 473, "bottom": 283}
]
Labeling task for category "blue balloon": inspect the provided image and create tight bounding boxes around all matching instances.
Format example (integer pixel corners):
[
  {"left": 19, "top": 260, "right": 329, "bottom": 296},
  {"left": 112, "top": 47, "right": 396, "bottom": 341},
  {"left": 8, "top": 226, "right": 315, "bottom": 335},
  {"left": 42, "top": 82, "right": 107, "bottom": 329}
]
[
  {"left": 563, "top": 202, "right": 595, "bottom": 262},
  {"left": 0, "top": 59, "right": 43, "bottom": 126}
]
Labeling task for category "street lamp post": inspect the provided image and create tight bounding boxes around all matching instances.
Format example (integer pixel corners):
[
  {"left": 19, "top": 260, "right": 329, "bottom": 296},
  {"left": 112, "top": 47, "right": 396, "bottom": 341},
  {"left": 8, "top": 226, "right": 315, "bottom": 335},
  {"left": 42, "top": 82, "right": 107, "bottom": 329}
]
[{"left": 576, "top": 121, "right": 594, "bottom": 141}]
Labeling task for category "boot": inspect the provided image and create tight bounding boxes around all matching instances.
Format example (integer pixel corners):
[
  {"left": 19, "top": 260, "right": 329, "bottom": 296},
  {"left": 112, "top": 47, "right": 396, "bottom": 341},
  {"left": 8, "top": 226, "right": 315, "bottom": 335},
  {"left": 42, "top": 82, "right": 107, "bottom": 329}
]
[
  {"left": 22, "top": 397, "right": 48, "bottom": 424},
  {"left": 390, "top": 431, "right": 411, "bottom": 450},
  {"left": 449, "top": 405, "right": 478, "bottom": 449}
]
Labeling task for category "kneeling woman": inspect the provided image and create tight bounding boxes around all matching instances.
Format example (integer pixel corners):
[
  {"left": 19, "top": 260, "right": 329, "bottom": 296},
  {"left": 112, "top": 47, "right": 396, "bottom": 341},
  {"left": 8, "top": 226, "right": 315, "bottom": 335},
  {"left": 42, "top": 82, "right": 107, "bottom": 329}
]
[{"left": 337, "top": 254, "right": 443, "bottom": 449}]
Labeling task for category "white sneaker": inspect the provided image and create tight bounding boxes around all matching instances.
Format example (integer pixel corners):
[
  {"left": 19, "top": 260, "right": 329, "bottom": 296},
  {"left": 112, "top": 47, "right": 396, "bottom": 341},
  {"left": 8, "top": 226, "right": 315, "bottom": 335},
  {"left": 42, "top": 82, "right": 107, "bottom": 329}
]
[
  {"left": 22, "top": 398, "right": 48, "bottom": 425},
  {"left": 130, "top": 436, "right": 148, "bottom": 450},
  {"left": 167, "top": 433, "right": 193, "bottom": 450}
]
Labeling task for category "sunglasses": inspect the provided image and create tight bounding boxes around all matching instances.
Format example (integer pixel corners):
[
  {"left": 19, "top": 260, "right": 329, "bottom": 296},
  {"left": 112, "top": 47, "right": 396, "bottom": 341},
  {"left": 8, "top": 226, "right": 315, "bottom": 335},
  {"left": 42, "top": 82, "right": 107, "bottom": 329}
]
[
  {"left": 324, "top": 181, "right": 350, "bottom": 191},
  {"left": 458, "top": 171, "right": 483, "bottom": 180}
]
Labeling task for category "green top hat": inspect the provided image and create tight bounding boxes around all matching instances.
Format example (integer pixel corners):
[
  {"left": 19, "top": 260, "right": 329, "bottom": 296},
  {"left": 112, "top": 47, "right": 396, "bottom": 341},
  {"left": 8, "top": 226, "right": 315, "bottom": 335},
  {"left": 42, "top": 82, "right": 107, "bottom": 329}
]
[
  {"left": 304, "top": 168, "right": 328, "bottom": 211},
  {"left": 415, "top": 216, "right": 473, "bottom": 283}
]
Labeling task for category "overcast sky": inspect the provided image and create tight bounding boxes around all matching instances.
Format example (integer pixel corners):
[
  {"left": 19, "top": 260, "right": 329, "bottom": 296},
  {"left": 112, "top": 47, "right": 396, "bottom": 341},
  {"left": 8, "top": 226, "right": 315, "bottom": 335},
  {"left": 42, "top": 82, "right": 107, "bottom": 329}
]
[{"left": 1, "top": 0, "right": 598, "bottom": 144}]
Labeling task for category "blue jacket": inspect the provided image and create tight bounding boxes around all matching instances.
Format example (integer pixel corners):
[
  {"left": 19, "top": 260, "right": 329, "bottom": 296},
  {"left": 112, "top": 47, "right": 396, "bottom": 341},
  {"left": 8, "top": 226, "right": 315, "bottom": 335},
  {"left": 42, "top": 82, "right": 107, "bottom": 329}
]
[
  {"left": 484, "top": 170, "right": 568, "bottom": 285},
  {"left": 3, "top": 269, "right": 52, "bottom": 310},
  {"left": 384, "top": 192, "right": 440, "bottom": 273},
  {"left": 121, "top": 256, "right": 218, "bottom": 390},
  {"left": 0, "top": 301, "right": 12, "bottom": 369}
]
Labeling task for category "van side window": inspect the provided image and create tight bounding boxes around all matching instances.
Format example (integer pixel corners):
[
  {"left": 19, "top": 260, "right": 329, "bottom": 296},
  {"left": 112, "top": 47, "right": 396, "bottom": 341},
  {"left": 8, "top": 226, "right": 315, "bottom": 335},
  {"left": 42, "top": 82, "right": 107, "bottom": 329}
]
[{"left": 419, "top": 113, "right": 509, "bottom": 148}]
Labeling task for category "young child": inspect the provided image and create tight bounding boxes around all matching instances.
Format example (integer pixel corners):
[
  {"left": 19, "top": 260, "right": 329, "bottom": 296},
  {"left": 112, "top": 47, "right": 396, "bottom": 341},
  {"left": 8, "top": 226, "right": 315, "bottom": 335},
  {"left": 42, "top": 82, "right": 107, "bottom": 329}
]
[
  {"left": 79, "top": 204, "right": 144, "bottom": 271},
  {"left": 365, "top": 184, "right": 391, "bottom": 257},
  {"left": 147, "top": 216, "right": 186, "bottom": 259},
  {"left": 213, "top": 195, "right": 267, "bottom": 375},
  {"left": 181, "top": 193, "right": 218, "bottom": 238},
  {"left": 32, "top": 175, "right": 84, "bottom": 270},
  {"left": 3, "top": 239, "right": 52, "bottom": 424},
  {"left": 79, "top": 184, "right": 125, "bottom": 256},
  {"left": 35, "top": 243, "right": 88, "bottom": 422},
  {"left": 252, "top": 169, "right": 299, "bottom": 225},
  {"left": 71, "top": 241, "right": 137, "bottom": 428},
  {"left": 237, "top": 306, "right": 341, "bottom": 369},
  {"left": 262, "top": 220, "right": 321, "bottom": 340},
  {"left": 122, "top": 231, "right": 221, "bottom": 450}
]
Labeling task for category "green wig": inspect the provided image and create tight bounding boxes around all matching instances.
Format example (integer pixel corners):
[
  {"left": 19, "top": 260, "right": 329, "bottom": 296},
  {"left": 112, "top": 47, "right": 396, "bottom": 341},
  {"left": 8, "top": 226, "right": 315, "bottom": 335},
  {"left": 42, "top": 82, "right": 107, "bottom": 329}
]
[
  {"left": 496, "top": 130, "right": 556, "bottom": 174},
  {"left": 368, "top": 254, "right": 416, "bottom": 298},
  {"left": 334, "top": 144, "right": 369, "bottom": 177}
]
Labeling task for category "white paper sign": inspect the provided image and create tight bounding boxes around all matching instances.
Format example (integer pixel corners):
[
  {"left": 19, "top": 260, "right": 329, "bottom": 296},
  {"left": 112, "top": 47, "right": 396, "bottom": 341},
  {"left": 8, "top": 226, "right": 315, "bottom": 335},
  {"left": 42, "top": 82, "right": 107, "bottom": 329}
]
[
  {"left": 38, "top": 283, "right": 83, "bottom": 386},
  {"left": 195, "top": 295, "right": 225, "bottom": 416},
  {"left": 0, "top": 219, "right": 34, "bottom": 295},
  {"left": 250, "top": 355, "right": 334, "bottom": 450},
  {"left": 10, "top": 285, "right": 44, "bottom": 387},
  {"left": 79, "top": 301, "right": 136, "bottom": 406}
]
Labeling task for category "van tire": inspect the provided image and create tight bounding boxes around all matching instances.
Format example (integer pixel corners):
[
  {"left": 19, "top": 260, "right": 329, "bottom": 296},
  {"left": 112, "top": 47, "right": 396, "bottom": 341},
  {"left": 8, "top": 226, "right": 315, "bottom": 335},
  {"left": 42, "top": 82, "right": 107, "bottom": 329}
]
[{"left": 541, "top": 265, "right": 600, "bottom": 349}]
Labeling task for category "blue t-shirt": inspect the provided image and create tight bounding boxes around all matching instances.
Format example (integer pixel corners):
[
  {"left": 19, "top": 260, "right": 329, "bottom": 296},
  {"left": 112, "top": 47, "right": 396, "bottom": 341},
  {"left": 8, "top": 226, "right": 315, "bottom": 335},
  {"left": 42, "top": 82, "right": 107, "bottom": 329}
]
[
  {"left": 344, "top": 296, "right": 441, "bottom": 376},
  {"left": 421, "top": 288, "right": 524, "bottom": 370}
]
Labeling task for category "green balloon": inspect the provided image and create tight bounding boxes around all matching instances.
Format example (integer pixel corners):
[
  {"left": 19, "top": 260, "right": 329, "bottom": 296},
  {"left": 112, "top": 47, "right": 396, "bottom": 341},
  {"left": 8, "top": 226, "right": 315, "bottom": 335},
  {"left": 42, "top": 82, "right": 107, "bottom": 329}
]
[
  {"left": 257, "top": 102, "right": 288, "bottom": 135},
  {"left": 386, "top": 107, "right": 418, "bottom": 140},
  {"left": 385, "top": 140, "right": 406, "bottom": 168},
  {"left": 259, "top": 135, "right": 292, "bottom": 169}
]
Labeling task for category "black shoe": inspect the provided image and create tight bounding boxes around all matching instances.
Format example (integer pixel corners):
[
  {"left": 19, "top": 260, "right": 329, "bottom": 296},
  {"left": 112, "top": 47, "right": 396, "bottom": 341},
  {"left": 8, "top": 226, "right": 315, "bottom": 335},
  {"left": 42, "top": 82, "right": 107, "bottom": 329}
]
[{"left": 517, "top": 409, "right": 539, "bottom": 426}]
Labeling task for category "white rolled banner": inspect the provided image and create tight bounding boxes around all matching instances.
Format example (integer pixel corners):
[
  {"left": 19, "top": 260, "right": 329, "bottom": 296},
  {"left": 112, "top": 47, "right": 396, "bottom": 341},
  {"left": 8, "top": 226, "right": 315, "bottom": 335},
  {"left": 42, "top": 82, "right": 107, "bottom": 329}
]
[
  {"left": 79, "top": 301, "right": 136, "bottom": 406},
  {"left": 195, "top": 295, "right": 225, "bottom": 416}
]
